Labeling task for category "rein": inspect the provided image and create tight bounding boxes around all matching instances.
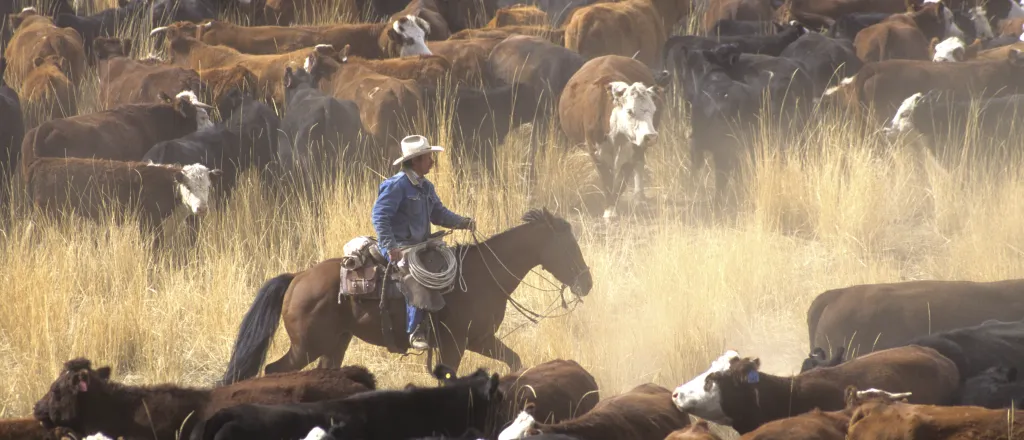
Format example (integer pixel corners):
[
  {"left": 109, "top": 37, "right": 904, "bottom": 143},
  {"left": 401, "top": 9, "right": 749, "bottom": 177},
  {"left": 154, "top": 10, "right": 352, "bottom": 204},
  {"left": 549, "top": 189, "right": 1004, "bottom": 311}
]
[{"left": 466, "top": 229, "right": 584, "bottom": 325}]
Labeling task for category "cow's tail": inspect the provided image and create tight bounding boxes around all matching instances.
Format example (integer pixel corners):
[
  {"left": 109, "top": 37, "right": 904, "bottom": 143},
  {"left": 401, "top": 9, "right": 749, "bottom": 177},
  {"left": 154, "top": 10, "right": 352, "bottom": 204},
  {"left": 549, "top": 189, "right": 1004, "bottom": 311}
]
[
  {"left": 221, "top": 273, "right": 295, "bottom": 385},
  {"left": 806, "top": 288, "right": 845, "bottom": 352}
]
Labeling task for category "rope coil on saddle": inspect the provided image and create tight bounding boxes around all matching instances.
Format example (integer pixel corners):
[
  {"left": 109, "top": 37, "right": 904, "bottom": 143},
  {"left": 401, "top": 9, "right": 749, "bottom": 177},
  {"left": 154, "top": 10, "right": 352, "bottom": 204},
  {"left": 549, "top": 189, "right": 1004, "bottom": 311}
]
[{"left": 402, "top": 241, "right": 467, "bottom": 293}]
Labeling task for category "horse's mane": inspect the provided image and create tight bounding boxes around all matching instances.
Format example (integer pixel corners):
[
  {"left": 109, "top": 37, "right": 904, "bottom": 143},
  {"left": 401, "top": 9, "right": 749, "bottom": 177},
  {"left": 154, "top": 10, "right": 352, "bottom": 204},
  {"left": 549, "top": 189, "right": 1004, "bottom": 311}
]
[{"left": 456, "top": 208, "right": 569, "bottom": 251}]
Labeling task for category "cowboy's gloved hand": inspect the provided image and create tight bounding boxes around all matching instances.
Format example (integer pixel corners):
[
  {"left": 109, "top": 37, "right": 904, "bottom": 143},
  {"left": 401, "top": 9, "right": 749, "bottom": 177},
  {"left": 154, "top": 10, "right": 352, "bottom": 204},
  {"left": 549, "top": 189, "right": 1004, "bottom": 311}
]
[{"left": 458, "top": 218, "right": 476, "bottom": 231}]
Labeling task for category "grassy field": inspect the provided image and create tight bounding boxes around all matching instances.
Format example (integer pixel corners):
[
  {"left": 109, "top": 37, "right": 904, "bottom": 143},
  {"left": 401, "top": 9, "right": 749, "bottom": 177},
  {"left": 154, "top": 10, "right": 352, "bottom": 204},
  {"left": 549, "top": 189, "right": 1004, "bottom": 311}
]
[{"left": 5, "top": 0, "right": 1024, "bottom": 435}]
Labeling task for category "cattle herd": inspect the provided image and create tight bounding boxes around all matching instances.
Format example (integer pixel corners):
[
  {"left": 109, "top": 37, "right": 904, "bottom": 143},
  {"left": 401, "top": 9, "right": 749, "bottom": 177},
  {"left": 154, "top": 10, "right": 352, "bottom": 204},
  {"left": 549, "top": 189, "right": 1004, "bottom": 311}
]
[{"left": 5, "top": 0, "right": 1024, "bottom": 437}]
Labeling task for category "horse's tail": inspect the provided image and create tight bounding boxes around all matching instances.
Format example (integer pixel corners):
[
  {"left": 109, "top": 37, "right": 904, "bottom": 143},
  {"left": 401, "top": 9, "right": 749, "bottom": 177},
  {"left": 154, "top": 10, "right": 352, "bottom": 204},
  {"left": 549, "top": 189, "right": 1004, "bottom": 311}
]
[
  {"left": 221, "top": 273, "right": 295, "bottom": 385},
  {"left": 807, "top": 287, "right": 845, "bottom": 352}
]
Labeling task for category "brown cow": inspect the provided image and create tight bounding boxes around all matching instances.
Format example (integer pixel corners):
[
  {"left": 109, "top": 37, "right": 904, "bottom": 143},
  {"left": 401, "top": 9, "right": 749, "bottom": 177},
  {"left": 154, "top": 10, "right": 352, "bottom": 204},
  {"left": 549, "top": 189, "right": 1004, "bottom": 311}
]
[
  {"left": 498, "top": 383, "right": 690, "bottom": 440},
  {"left": 195, "top": 19, "right": 320, "bottom": 54},
  {"left": 26, "top": 158, "right": 220, "bottom": 230},
  {"left": 497, "top": 359, "right": 601, "bottom": 426},
  {"left": 976, "top": 40, "right": 1024, "bottom": 59},
  {"left": 32, "top": 358, "right": 375, "bottom": 440},
  {"left": 21, "top": 90, "right": 212, "bottom": 170},
  {"left": 563, "top": 0, "right": 666, "bottom": 67},
  {"left": 4, "top": 7, "right": 85, "bottom": 84},
  {"left": 427, "top": 38, "right": 505, "bottom": 85},
  {"left": 808, "top": 279, "right": 1024, "bottom": 357},
  {"left": 151, "top": 22, "right": 331, "bottom": 104},
  {"left": 737, "top": 386, "right": 915, "bottom": 440},
  {"left": 853, "top": 1, "right": 963, "bottom": 62},
  {"left": 262, "top": 0, "right": 361, "bottom": 26},
  {"left": 21, "top": 55, "right": 75, "bottom": 119},
  {"left": 333, "top": 44, "right": 451, "bottom": 87},
  {"left": 486, "top": 4, "right": 550, "bottom": 27},
  {"left": 195, "top": 64, "right": 260, "bottom": 114},
  {"left": 558, "top": 55, "right": 662, "bottom": 219},
  {"left": 998, "top": 17, "right": 1024, "bottom": 36},
  {"left": 680, "top": 346, "right": 958, "bottom": 434},
  {"left": 846, "top": 396, "right": 1024, "bottom": 439},
  {"left": 94, "top": 37, "right": 202, "bottom": 109},
  {"left": 0, "top": 418, "right": 76, "bottom": 440},
  {"left": 450, "top": 26, "right": 566, "bottom": 45},
  {"left": 305, "top": 47, "right": 423, "bottom": 148},
  {"left": 665, "top": 420, "right": 722, "bottom": 440}
]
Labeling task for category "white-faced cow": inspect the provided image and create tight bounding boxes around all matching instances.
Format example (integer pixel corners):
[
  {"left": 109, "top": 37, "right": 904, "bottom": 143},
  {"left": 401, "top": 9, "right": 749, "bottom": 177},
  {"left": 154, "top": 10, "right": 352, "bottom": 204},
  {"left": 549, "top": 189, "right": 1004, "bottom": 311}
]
[{"left": 558, "top": 55, "right": 662, "bottom": 220}]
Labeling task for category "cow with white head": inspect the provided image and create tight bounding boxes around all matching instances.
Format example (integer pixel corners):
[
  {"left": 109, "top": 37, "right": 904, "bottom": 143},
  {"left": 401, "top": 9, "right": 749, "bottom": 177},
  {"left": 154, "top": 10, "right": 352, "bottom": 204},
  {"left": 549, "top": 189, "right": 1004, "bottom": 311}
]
[
  {"left": 388, "top": 15, "right": 433, "bottom": 57},
  {"left": 558, "top": 55, "right": 664, "bottom": 220},
  {"left": 671, "top": 350, "right": 740, "bottom": 425}
]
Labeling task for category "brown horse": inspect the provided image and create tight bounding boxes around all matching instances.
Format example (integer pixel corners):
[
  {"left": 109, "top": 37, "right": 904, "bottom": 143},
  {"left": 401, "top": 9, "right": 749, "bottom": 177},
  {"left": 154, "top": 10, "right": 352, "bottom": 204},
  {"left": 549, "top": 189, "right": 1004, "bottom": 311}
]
[{"left": 221, "top": 208, "right": 593, "bottom": 384}]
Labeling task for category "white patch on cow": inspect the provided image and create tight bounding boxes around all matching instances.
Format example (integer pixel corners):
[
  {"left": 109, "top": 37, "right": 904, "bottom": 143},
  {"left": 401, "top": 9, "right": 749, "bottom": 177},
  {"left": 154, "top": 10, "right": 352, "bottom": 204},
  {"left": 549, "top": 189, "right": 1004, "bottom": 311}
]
[
  {"left": 823, "top": 75, "right": 855, "bottom": 97},
  {"left": 314, "top": 44, "right": 333, "bottom": 50},
  {"left": 969, "top": 6, "right": 995, "bottom": 39},
  {"left": 497, "top": 411, "right": 536, "bottom": 440},
  {"left": 856, "top": 388, "right": 913, "bottom": 400},
  {"left": 175, "top": 164, "right": 216, "bottom": 215},
  {"left": 201, "top": 21, "right": 213, "bottom": 29},
  {"left": 303, "top": 56, "right": 312, "bottom": 71},
  {"left": 1019, "top": 24, "right": 1024, "bottom": 42},
  {"left": 940, "top": 6, "right": 965, "bottom": 39},
  {"left": 1010, "top": 0, "right": 1024, "bottom": 19},
  {"left": 884, "top": 92, "right": 924, "bottom": 137},
  {"left": 83, "top": 434, "right": 114, "bottom": 440},
  {"left": 671, "top": 350, "right": 740, "bottom": 424},
  {"left": 394, "top": 15, "right": 432, "bottom": 57},
  {"left": 301, "top": 427, "right": 327, "bottom": 440},
  {"left": 932, "top": 36, "right": 965, "bottom": 62},
  {"left": 142, "top": 52, "right": 165, "bottom": 62}
]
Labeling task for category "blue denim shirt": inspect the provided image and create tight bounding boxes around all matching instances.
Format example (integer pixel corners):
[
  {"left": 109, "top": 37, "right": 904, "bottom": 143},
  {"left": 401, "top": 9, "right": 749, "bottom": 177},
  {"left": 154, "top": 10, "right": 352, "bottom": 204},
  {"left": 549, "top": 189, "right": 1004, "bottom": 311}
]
[{"left": 372, "top": 170, "right": 466, "bottom": 262}]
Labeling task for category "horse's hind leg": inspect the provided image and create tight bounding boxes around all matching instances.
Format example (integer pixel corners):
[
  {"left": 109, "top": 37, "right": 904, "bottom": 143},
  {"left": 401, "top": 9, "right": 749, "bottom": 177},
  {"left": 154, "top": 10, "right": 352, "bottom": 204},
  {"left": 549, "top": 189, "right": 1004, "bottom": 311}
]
[
  {"left": 467, "top": 334, "right": 523, "bottom": 373},
  {"left": 265, "top": 344, "right": 316, "bottom": 376},
  {"left": 317, "top": 332, "right": 353, "bottom": 369}
]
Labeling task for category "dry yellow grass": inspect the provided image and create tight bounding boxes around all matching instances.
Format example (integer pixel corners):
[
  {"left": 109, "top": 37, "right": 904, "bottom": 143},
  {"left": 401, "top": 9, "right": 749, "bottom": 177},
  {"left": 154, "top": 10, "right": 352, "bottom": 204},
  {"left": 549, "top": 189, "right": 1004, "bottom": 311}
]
[{"left": 5, "top": 3, "right": 1024, "bottom": 440}]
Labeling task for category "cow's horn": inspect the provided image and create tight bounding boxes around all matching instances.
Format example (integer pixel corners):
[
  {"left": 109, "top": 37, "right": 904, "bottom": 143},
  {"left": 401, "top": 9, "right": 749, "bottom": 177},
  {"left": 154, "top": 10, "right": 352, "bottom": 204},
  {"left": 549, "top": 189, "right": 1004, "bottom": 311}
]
[{"left": 150, "top": 26, "right": 169, "bottom": 36}]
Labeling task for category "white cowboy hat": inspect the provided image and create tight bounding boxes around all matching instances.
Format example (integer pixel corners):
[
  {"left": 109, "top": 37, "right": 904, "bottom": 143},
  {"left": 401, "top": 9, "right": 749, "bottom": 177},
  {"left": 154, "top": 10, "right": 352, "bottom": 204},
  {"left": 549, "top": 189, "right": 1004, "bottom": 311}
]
[{"left": 393, "top": 135, "right": 444, "bottom": 166}]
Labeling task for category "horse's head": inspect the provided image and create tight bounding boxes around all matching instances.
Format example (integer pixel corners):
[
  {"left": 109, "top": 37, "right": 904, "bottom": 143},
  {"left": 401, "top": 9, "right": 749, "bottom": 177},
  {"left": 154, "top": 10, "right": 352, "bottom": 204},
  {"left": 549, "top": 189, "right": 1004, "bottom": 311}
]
[{"left": 522, "top": 208, "right": 592, "bottom": 297}]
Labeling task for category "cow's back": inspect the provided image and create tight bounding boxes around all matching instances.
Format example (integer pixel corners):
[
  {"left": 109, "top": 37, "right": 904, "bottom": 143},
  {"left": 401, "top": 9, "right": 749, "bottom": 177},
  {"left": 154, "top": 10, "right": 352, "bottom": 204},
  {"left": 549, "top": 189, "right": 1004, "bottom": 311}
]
[
  {"left": 498, "top": 359, "right": 600, "bottom": 425},
  {"left": 564, "top": 0, "right": 665, "bottom": 67},
  {"left": 803, "top": 345, "right": 959, "bottom": 406},
  {"left": 488, "top": 35, "right": 586, "bottom": 102},
  {"left": 559, "top": 55, "right": 656, "bottom": 145},
  {"left": 4, "top": 16, "right": 85, "bottom": 83},
  {"left": 810, "top": 279, "right": 1024, "bottom": 356}
]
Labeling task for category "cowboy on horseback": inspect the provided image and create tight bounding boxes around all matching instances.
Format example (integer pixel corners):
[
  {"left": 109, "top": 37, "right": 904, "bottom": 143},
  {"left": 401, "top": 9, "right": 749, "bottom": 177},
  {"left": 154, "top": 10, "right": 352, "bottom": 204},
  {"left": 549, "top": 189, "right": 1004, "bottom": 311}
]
[{"left": 372, "top": 135, "right": 475, "bottom": 350}]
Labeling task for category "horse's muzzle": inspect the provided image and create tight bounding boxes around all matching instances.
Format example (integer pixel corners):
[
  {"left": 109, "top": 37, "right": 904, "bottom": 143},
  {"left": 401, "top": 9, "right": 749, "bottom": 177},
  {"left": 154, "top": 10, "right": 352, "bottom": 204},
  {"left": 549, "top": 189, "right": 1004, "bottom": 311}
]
[{"left": 572, "top": 270, "right": 593, "bottom": 297}]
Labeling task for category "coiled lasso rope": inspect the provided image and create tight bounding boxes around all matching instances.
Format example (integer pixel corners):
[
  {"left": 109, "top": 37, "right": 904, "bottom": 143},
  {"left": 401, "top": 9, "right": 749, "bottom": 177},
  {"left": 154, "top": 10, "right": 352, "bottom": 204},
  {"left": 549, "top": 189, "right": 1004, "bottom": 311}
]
[{"left": 403, "top": 241, "right": 467, "bottom": 293}]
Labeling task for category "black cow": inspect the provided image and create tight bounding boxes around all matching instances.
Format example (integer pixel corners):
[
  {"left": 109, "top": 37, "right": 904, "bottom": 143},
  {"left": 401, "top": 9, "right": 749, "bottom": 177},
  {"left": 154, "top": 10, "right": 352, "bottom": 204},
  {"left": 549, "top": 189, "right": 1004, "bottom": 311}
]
[
  {"left": 983, "top": 34, "right": 1019, "bottom": 49},
  {"left": 710, "top": 19, "right": 774, "bottom": 36},
  {"left": 150, "top": 0, "right": 217, "bottom": 25},
  {"left": 421, "top": 82, "right": 542, "bottom": 173},
  {"left": 904, "top": 319, "right": 1024, "bottom": 381},
  {"left": 779, "top": 31, "right": 862, "bottom": 95},
  {"left": 884, "top": 91, "right": 1024, "bottom": 163},
  {"left": 54, "top": 0, "right": 148, "bottom": 57},
  {"left": 278, "top": 66, "right": 362, "bottom": 178},
  {"left": 826, "top": 12, "right": 892, "bottom": 40},
  {"left": 191, "top": 365, "right": 502, "bottom": 440},
  {"left": 0, "top": 58, "right": 24, "bottom": 174},
  {"left": 800, "top": 346, "right": 846, "bottom": 372},
  {"left": 663, "top": 22, "right": 807, "bottom": 61},
  {"left": 144, "top": 87, "right": 279, "bottom": 196},
  {"left": 961, "top": 366, "right": 1024, "bottom": 408}
]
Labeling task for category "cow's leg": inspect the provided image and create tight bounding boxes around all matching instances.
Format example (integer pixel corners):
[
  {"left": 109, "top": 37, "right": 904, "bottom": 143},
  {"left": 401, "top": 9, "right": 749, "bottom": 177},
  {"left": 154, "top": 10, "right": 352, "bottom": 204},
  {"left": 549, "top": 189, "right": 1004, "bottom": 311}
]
[
  {"left": 467, "top": 334, "right": 523, "bottom": 372},
  {"left": 317, "top": 332, "right": 353, "bottom": 369},
  {"left": 632, "top": 146, "right": 648, "bottom": 202}
]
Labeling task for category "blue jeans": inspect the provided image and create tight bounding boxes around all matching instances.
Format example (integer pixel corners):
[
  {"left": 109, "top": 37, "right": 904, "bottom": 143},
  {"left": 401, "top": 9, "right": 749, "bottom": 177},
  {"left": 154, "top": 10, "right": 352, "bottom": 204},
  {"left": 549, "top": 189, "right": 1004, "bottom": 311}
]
[{"left": 407, "top": 306, "right": 424, "bottom": 334}]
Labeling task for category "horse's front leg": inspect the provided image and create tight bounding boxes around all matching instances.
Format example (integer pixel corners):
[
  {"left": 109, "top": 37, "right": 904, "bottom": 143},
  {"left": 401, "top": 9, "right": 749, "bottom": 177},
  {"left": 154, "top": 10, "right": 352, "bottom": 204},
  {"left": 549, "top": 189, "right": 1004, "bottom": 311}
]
[{"left": 467, "top": 334, "right": 523, "bottom": 373}]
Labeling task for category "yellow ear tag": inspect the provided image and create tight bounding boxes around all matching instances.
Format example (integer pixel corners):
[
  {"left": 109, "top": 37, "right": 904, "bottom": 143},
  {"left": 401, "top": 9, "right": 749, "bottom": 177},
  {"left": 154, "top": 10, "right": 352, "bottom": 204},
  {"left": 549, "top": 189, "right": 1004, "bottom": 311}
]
[{"left": 446, "top": 373, "right": 452, "bottom": 379}]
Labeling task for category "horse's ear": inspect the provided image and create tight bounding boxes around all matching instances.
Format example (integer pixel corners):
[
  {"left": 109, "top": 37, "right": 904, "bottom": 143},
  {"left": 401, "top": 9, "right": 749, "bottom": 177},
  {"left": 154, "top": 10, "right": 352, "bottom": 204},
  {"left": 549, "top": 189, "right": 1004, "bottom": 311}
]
[{"left": 96, "top": 367, "right": 111, "bottom": 381}]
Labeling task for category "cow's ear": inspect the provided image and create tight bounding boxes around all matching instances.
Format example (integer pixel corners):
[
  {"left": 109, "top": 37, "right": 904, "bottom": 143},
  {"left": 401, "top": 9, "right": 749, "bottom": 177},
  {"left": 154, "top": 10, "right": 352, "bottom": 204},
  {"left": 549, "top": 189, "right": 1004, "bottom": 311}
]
[
  {"left": 174, "top": 170, "right": 185, "bottom": 183},
  {"left": 9, "top": 13, "right": 24, "bottom": 30},
  {"left": 96, "top": 367, "right": 111, "bottom": 381},
  {"left": 607, "top": 82, "right": 628, "bottom": 100},
  {"left": 415, "top": 16, "right": 431, "bottom": 36},
  {"left": 340, "top": 44, "right": 351, "bottom": 62},
  {"left": 33, "top": 56, "right": 46, "bottom": 68},
  {"left": 158, "top": 91, "right": 172, "bottom": 102}
]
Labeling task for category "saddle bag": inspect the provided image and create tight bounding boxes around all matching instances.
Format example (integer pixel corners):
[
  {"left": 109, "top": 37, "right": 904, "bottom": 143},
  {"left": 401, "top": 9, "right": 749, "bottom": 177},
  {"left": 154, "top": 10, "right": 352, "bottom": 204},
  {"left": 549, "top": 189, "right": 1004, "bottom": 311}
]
[{"left": 341, "top": 264, "right": 379, "bottom": 296}]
